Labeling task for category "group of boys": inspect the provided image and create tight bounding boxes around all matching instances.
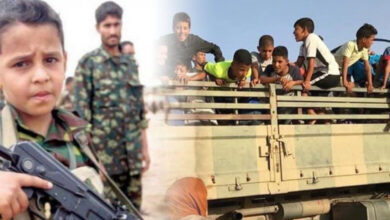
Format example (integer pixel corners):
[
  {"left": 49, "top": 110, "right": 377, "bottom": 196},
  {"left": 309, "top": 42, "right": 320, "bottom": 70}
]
[
  {"left": 158, "top": 14, "right": 390, "bottom": 220},
  {"left": 159, "top": 13, "right": 390, "bottom": 125}
]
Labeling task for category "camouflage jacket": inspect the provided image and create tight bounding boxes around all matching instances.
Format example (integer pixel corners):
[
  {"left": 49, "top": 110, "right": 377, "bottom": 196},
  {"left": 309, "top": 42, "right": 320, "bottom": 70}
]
[
  {"left": 3, "top": 105, "right": 93, "bottom": 169},
  {"left": 57, "top": 90, "right": 74, "bottom": 112},
  {"left": 73, "top": 46, "right": 147, "bottom": 175}
]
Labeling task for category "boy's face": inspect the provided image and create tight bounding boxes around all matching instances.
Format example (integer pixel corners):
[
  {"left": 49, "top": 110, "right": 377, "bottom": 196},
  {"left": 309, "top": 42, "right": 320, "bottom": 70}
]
[
  {"left": 362, "top": 35, "right": 375, "bottom": 49},
  {"left": 257, "top": 45, "right": 274, "bottom": 60},
  {"left": 97, "top": 15, "right": 122, "bottom": 48},
  {"left": 272, "top": 56, "right": 289, "bottom": 75},
  {"left": 175, "top": 64, "right": 187, "bottom": 77},
  {"left": 0, "top": 23, "right": 66, "bottom": 118},
  {"left": 174, "top": 21, "right": 190, "bottom": 42},
  {"left": 293, "top": 25, "right": 309, "bottom": 42},
  {"left": 122, "top": 44, "right": 135, "bottom": 55},
  {"left": 192, "top": 51, "right": 206, "bottom": 65},
  {"left": 231, "top": 62, "right": 250, "bottom": 81},
  {"left": 66, "top": 81, "right": 74, "bottom": 93}
]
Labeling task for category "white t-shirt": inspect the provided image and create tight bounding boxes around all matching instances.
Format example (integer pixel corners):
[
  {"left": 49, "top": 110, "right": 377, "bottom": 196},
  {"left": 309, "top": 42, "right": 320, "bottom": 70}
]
[
  {"left": 299, "top": 33, "right": 340, "bottom": 75},
  {"left": 251, "top": 51, "right": 273, "bottom": 73}
]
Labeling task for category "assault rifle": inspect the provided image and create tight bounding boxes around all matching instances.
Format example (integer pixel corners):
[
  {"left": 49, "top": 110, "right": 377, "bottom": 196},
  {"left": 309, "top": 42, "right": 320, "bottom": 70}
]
[{"left": 0, "top": 141, "right": 140, "bottom": 220}]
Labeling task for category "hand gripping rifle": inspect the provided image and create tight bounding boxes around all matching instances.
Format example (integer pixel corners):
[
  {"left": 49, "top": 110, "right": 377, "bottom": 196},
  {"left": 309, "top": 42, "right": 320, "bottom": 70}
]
[{"left": 0, "top": 141, "right": 141, "bottom": 220}]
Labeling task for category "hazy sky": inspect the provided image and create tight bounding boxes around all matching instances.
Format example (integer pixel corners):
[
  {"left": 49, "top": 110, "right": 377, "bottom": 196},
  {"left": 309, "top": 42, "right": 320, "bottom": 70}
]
[
  {"left": 46, "top": 0, "right": 390, "bottom": 85},
  {"left": 159, "top": 0, "right": 390, "bottom": 62}
]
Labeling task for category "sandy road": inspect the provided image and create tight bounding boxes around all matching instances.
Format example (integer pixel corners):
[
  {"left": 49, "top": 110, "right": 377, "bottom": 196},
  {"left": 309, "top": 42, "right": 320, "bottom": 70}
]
[{"left": 141, "top": 113, "right": 197, "bottom": 219}]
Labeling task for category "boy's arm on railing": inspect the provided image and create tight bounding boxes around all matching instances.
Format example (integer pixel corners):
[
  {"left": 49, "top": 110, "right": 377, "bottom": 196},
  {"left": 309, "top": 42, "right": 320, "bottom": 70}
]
[
  {"left": 364, "top": 59, "right": 374, "bottom": 93},
  {"left": 282, "top": 80, "right": 303, "bottom": 92},
  {"left": 382, "top": 60, "right": 390, "bottom": 89},
  {"left": 341, "top": 56, "right": 355, "bottom": 94}
]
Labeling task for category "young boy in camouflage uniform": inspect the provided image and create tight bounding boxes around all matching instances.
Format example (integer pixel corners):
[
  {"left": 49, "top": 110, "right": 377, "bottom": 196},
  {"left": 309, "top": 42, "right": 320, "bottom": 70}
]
[
  {"left": 0, "top": 0, "right": 100, "bottom": 219},
  {"left": 73, "top": 1, "right": 149, "bottom": 210}
]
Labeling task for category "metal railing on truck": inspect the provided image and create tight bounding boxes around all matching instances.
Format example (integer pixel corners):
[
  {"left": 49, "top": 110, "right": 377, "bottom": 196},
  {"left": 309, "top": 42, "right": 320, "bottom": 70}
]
[
  {"left": 158, "top": 81, "right": 390, "bottom": 125},
  {"left": 150, "top": 81, "right": 390, "bottom": 219}
]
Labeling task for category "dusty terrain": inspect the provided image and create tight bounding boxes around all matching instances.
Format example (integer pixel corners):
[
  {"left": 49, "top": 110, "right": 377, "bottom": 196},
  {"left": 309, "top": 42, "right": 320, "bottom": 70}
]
[{"left": 141, "top": 113, "right": 197, "bottom": 219}]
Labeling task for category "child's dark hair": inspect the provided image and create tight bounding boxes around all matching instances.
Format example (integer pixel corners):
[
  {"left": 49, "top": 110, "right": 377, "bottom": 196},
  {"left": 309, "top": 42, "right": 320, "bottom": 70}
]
[
  {"left": 95, "top": 1, "right": 122, "bottom": 25},
  {"left": 233, "top": 49, "right": 252, "bottom": 65},
  {"left": 121, "top": 41, "right": 133, "bottom": 47},
  {"left": 174, "top": 59, "right": 187, "bottom": 68},
  {"left": 356, "top": 23, "right": 377, "bottom": 40},
  {"left": 193, "top": 48, "right": 207, "bottom": 55},
  {"left": 272, "top": 46, "right": 288, "bottom": 58},
  {"left": 172, "top": 12, "right": 191, "bottom": 29},
  {"left": 119, "top": 40, "right": 133, "bottom": 52},
  {"left": 65, "top": 76, "right": 74, "bottom": 85},
  {"left": 258, "top": 35, "right": 274, "bottom": 48},
  {"left": 294, "top": 17, "right": 314, "bottom": 33},
  {"left": 0, "top": 0, "right": 64, "bottom": 52}
]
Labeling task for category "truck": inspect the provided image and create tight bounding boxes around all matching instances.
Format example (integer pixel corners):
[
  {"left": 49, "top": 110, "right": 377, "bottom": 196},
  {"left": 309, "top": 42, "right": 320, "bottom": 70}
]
[{"left": 150, "top": 71, "right": 390, "bottom": 220}]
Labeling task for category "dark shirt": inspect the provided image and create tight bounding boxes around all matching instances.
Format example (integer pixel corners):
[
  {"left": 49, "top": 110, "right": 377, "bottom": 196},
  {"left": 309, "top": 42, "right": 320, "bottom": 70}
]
[
  {"left": 263, "top": 64, "right": 303, "bottom": 95},
  {"left": 160, "top": 33, "right": 224, "bottom": 74},
  {"left": 262, "top": 64, "right": 302, "bottom": 81}
]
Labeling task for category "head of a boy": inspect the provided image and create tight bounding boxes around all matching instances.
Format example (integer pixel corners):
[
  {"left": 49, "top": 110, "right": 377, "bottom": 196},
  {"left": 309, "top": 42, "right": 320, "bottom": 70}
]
[
  {"left": 172, "top": 12, "right": 191, "bottom": 42},
  {"left": 356, "top": 23, "right": 377, "bottom": 49},
  {"left": 95, "top": 1, "right": 123, "bottom": 49},
  {"left": 231, "top": 49, "right": 251, "bottom": 81},
  {"left": 192, "top": 50, "right": 206, "bottom": 66},
  {"left": 272, "top": 46, "right": 289, "bottom": 76},
  {"left": 65, "top": 77, "right": 74, "bottom": 93},
  {"left": 293, "top": 17, "right": 314, "bottom": 42},
  {"left": 174, "top": 61, "right": 188, "bottom": 78},
  {"left": 257, "top": 35, "right": 274, "bottom": 61},
  {"left": 120, "top": 41, "right": 135, "bottom": 55},
  {"left": 0, "top": 0, "right": 66, "bottom": 117}
]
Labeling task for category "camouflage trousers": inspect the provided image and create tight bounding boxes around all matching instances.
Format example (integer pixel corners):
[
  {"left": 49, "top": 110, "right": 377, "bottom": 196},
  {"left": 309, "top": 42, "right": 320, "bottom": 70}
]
[{"left": 104, "top": 172, "right": 142, "bottom": 210}]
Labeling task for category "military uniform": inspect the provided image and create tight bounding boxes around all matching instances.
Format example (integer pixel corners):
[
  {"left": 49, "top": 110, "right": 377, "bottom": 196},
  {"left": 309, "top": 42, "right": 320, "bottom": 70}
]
[
  {"left": 2, "top": 104, "right": 93, "bottom": 169},
  {"left": 0, "top": 104, "right": 101, "bottom": 220},
  {"left": 73, "top": 46, "right": 147, "bottom": 209},
  {"left": 57, "top": 89, "right": 74, "bottom": 111}
]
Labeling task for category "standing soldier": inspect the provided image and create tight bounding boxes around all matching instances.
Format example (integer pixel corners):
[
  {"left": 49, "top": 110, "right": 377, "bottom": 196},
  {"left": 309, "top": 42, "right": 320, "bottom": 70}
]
[{"left": 73, "top": 1, "right": 150, "bottom": 210}]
